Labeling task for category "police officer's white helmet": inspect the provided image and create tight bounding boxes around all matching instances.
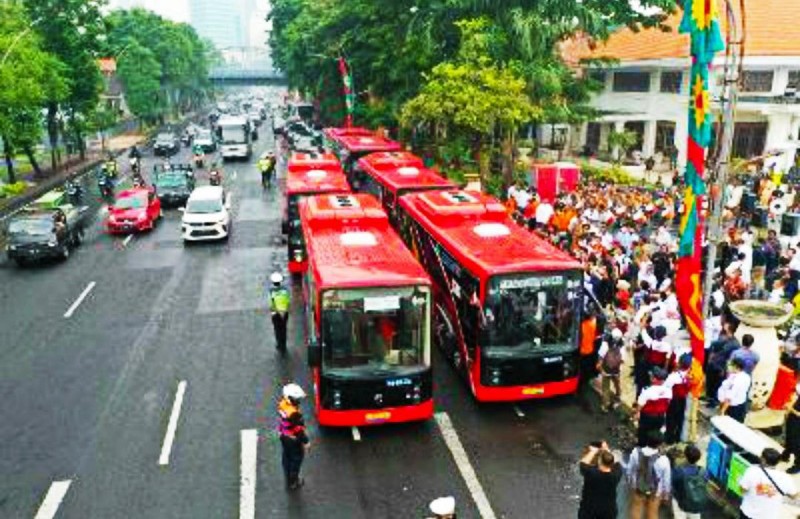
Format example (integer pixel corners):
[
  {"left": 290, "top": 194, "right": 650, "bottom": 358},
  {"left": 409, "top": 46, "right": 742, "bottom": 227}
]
[
  {"left": 429, "top": 496, "right": 455, "bottom": 516},
  {"left": 282, "top": 383, "right": 306, "bottom": 400},
  {"left": 270, "top": 272, "right": 284, "bottom": 285}
]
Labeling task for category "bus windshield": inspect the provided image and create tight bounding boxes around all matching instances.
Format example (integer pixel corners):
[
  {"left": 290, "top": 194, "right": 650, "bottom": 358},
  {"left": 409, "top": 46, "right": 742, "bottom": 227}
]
[
  {"left": 321, "top": 286, "right": 430, "bottom": 377},
  {"left": 483, "top": 273, "right": 580, "bottom": 358}
]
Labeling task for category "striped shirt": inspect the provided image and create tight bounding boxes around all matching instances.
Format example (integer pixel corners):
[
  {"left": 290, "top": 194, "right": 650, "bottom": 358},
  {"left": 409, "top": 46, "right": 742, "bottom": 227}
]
[{"left": 637, "top": 384, "right": 673, "bottom": 416}]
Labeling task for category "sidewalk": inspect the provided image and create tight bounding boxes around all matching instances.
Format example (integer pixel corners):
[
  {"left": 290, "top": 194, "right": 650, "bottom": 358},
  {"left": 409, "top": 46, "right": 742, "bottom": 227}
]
[{"left": 0, "top": 133, "right": 146, "bottom": 219}]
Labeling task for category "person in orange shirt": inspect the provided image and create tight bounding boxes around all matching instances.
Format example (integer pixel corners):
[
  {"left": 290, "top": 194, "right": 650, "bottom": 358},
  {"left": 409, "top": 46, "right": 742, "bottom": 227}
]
[{"left": 580, "top": 313, "right": 599, "bottom": 385}]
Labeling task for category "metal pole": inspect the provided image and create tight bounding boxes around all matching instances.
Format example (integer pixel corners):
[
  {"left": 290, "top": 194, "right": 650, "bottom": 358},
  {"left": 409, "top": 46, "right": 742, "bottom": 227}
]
[{"left": 702, "top": 0, "right": 744, "bottom": 319}]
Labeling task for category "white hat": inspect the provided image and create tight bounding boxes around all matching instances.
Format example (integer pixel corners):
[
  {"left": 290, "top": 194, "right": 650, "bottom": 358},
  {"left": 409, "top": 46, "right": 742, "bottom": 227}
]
[
  {"left": 282, "top": 383, "right": 306, "bottom": 400},
  {"left": 612, "top": 328, "right": 623, "bottom": 340},
  {"left": 429, "top": 496, "right": 455, "bottom": 516},
  {"left": 270, "top": 272, "right": 284, "bottom": 284}
]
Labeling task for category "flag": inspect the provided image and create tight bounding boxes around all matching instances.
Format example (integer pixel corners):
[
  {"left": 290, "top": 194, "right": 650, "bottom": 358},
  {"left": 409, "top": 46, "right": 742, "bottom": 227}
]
[
  {"left": 676, "top": 0, "right": 725, "bottom": 367},
  {"left": 338, "top": 57, "right": 354, "bottom": 128}
]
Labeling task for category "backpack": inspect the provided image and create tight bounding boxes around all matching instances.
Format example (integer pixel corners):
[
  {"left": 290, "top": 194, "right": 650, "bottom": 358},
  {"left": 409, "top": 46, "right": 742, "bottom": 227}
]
[
  {"left": 679, "top": 467, "right": 708, "bottom": 513},
  {"left": 602, "top": 344, "right": 623, "bottom": 375},
  {"left": 635, "top": 449, "right": 660, "bottom": 496}
]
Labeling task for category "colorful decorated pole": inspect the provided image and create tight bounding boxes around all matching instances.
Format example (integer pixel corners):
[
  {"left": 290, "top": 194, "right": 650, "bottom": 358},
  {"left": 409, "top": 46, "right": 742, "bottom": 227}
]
[
  {"left": 338, "top": 56, "right": 355, "bottom": 128},
  {"left": 677, "top": 0, "right": 725, "bottom": 438}
]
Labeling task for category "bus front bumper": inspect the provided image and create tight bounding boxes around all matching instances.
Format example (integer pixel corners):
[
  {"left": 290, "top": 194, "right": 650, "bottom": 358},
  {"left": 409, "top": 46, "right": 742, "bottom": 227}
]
[{"left": 317, "top": 399, "right": 434, "bottom": 427}]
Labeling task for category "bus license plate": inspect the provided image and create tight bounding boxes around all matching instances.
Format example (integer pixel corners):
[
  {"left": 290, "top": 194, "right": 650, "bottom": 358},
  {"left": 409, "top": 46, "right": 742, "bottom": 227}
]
[
  {"left": 522, "top": 387, "right": 545, "bottom": 396},
  {"left": 365, "top": 411, "right": 391, "bottom": 422}
]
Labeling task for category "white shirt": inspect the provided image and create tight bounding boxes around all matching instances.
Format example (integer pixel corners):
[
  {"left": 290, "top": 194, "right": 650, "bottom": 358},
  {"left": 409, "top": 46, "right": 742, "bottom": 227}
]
[
  {"left": 705, "top": 315, "right": 722, "bottom": 349},
  {"left": 718, "top": 370, "right": 751, "bottom": 406},
  {"left": 664, "top": 370, "right": 689, "bottom": 391},
  {"left": 514, "top": 189, "right": 532, "bottom": 210},
  {"left": 739, "top": 465, "right": 797, "bottom": 519},
  {"left": 535, "top": 202, "right": 554, "bottom": 224}
]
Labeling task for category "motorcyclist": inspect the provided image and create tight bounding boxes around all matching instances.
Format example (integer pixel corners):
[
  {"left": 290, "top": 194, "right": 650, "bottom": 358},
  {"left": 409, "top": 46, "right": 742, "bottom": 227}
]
[
  {"left": 97, "top": 168, "right": 114, "bottom": 198},
  {"left": 209, "top": 162, "right": 222, "bottom": 186},
  {"left": 102, "top": 154, "right": 118, "bottom": 178},
  {"left": 129, "top": 146, "right": 141, "bottom": 173},
  {"left": 192, "top": 143, "right": 205, "bottom": 167},
  {"left": 269, "top": 272, "right": 290, "bottom": 351}
]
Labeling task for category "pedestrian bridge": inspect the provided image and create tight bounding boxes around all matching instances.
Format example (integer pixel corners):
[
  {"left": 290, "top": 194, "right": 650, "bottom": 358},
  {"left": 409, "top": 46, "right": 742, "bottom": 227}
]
[{"left": 208, "top": 67, "right": 286, "bottom": 85}]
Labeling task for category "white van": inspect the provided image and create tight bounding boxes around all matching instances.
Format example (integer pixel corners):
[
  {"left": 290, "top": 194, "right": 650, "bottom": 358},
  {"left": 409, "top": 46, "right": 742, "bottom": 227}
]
[{"left": 180, "top": 186, "right": 231, "bottom": 242}]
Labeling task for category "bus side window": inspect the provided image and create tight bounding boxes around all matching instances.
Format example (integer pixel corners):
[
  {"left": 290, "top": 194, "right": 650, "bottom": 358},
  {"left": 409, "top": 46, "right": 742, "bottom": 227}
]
[
  {"left": 457, "top": 276, "right": 479, "bottom": 354},
  {"left": 383, "top": 189, "right": 397, "bottom": 224}
]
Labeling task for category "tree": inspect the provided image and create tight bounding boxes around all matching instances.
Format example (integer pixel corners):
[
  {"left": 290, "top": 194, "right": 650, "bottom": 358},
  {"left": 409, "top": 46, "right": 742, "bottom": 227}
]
[
  {"left": 0, "top": 2, "right": 63, "bottom": 182},
  {"left": 103, "top": 9, "right": 213, "bottom": 120},
  {"left": 607, "top": 130, "right": 638, "bottom": 164},
  {"left": 401, "top": 19, "right": 540, "bottom": 188},
  {"left": 116, "top": 43, "right": 162, "bottom": 124},
  {"left": 23, "top": 0, "right": 106, "bottom": 170}
]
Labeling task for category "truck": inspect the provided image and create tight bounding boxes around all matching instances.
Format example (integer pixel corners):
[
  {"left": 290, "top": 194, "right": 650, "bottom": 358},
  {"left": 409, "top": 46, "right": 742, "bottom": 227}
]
[{"left": 6, "top": 203, "right": 89, "bottom": 266}]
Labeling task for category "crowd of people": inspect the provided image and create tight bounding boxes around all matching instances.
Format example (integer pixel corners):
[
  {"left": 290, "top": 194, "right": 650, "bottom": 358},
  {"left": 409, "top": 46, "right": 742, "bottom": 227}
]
[{"left": 503, "top": 164, "right": 800, "bottom": 518}]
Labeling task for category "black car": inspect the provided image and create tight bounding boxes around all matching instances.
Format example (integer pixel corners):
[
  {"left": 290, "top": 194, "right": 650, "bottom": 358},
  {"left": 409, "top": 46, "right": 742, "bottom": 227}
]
[
  {"left": 153, "top": 132, "right": 180, "bottom": 156},
  {"left": 154, "top": 168, "right": 195, "bottom": 207},
  {"left": 6, "top": 206, "right": 87, "bottom": 266}
]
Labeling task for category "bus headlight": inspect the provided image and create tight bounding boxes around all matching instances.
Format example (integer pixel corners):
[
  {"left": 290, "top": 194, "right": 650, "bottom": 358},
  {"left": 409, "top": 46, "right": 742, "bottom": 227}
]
[
  {"left": 333, "top": 390, "right": 342, "bottom": 409},
  {"left": 412, "top": 384, "right": 422, "bottom": 403},
  {"left": 293, "top": 249, "right": 304, "bottom": 262},
  {"left": 490, "top": 368, "right": 501, "bottom": 386},
  {"left": 563, "top": 358, "right": 577, "bottom": 378}
]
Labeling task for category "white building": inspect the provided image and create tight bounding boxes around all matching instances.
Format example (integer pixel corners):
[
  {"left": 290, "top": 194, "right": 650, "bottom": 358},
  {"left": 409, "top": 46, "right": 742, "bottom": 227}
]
[{"left": 565, "top": 0, "right": 800, "bottom": 171}]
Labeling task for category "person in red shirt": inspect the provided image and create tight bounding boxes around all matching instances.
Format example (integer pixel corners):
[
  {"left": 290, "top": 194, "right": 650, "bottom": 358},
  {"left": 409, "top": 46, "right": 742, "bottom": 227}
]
[{"left": 635, "top": 367, "right": 672, "bottom": 447}]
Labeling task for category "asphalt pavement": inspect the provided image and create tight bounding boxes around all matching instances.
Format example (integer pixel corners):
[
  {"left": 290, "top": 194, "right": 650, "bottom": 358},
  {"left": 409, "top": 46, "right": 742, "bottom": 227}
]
[{"left": 0, "top": 115, "right": 634, "bottom": 519}]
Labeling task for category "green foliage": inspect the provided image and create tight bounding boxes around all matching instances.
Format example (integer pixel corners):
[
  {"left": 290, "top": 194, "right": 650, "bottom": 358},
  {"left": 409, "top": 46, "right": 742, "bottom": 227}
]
[
  {"left": 104, "top": 8, "right": 213, "bottom": 120},
  {"left": 0, "top": 181, "right": 29, "bottom": 197},
  {"left": 269, "top": 0, "right": 675, "bottom": 130},
  {"left": 580, "top": 162, "right": 638, "bottom": 185},
  {"left": 607, "top": 130, "right": 639, "bottom": 163}
]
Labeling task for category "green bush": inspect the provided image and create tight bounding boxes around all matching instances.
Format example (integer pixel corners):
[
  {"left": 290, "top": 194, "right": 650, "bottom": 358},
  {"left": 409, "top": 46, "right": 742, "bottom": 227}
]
[
  {"left": 0, "top": 181, "right": 28, "bottom": 197},
  {"left": 580, "top": 162, "right": 638, "bottom": 185}
]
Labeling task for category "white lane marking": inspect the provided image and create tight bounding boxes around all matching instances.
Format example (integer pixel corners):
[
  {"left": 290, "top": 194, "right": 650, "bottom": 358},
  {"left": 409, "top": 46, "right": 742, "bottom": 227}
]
[
  {"left": 351, "top": 426, "right": 361, "bottom": 442},
  {"left": 240, "top": 429, "right": 258, "bottom": 519},
  {"left": 232, "top": 171, "right": 238, "bottom": 180},
  {"left": 63, "top": 282, "right": 96, "bottom": 319},
  {"left": 434, "top": 412, "right": 497, "bottom": 519},
  {"left": 122, "top": 234, "right": 133, "bottom": 247},
  {"left": 158, "top": 380, "right": 187, "bottom": 466},
  {"left": 34, "top": 480, "right": 72, "bottom": 519},
  {"left": 513, "top": 405, "right": 525, "bottom": 418}
]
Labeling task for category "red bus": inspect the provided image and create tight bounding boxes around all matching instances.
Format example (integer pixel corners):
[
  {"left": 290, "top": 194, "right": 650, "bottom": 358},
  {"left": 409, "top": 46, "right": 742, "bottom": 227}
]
[
  {"left": 396, "top": 190, "right": 583, "bottom": 402},
  {"left": 322, "top": 126, "right": 375, "bottom": 149},
  {"left": 356, "top": 151, "right": 456, "bottom": 223},
  {"left": 300, "top": 193, "right": 433, "bottom": 426},
  {"left": 284, "top": 152, "right": 350, "bottom": 274},
  {"left": 322, "top": 127, "right": 402, "bottom": 189}
]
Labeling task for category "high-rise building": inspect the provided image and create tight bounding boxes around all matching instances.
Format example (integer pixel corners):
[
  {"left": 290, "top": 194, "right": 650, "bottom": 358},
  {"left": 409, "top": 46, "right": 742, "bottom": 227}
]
[{"left": 189, "top": 0, "right": 247, "bottom": 50}]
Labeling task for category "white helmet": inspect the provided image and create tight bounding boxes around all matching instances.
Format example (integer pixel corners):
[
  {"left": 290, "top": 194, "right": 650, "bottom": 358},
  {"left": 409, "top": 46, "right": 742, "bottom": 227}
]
[
  {"left": 611, "top": 328, "right": 623, "bottom": 340},
  {"left": 429, "top": 496, "right": 455, "bottom": 516},
  {"left": 282, "top": 383, "right": 306, "bottom": 400},
  {"left": 270, "top": 272, "right": 284, "bottom": 285}
]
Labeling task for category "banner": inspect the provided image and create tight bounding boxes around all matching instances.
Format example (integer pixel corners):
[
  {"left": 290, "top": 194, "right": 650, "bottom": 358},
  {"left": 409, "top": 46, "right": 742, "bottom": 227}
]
[
  {"left": 676, "top": 0, "right": 725, "bottom": 366},
  {"left": 338, "top": 57, "right": 354, "bottom": 128}
]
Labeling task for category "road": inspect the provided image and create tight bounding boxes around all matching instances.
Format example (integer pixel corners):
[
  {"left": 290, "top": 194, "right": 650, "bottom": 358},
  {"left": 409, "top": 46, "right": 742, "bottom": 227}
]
[{"left": 0, "top": 118, "right": 632, "bottom": 518}]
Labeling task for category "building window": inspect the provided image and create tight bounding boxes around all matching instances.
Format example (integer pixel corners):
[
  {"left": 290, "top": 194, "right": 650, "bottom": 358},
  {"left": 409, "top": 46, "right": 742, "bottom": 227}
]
[
  {"left": 660, "top": 71, "right": 683, "bottom": 93},
  {"left": 741, "top": 70, "right": 774, "bottom": 92},
  {"left": 788, "top": 70, "right": 800, "bottom": 89},
  {"left": 612, "top": 71, "right": 651, "bottom": 93}
]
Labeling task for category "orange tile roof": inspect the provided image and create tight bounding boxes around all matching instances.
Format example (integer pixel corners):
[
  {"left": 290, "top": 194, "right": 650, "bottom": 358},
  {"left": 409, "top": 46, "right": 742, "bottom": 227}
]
[
  {"left": 97, "top": 58, "right": 117, "bottom": 74},
  {"left": 565, "top": 1, "right": 800, "bottom": 64}
]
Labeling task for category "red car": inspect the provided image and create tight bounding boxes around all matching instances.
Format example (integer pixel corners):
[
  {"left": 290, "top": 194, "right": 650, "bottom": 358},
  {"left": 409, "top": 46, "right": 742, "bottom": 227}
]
[{"left": 106, "top": 187, "right": 162, "bottom": 234}]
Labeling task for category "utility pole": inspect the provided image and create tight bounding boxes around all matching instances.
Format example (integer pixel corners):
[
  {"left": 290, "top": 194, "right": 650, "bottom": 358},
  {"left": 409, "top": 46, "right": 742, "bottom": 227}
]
[{"left": 702, "top": 0, "right": 746, "bottom": 319}]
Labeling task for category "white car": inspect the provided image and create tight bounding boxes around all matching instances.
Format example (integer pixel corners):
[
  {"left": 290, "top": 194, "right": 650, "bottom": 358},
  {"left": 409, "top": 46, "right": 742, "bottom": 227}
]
[{"left": 181, "top": 186, "right": 231, "bottom": 242}]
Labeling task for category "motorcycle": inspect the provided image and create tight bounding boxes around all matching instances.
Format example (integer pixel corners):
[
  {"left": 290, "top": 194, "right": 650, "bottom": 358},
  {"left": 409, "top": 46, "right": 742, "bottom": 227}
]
[
  {"left": 193, "top": 153, "right": 204, "bottom": 169},
  {"left": 181, "top": 133, "right": 191, "bottom": 147},
  {"left": 209, "top": 169, "right": 222, "bottom": 186},
  {"left": 97, "top": 174, "right": 114, "bottom": 199},
  {"left": 132, "top": 172, "right": 146, "bottom": 189},
  {"left": 130, "top": 156, "right": 140, "bottom": 174},
  {"left": 64, "top": 180, "right": 83, "bottom": 203}
]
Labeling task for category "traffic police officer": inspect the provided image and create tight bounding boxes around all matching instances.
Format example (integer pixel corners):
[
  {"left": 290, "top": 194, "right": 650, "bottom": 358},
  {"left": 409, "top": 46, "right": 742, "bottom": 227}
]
[
  {"left": 269, "top": 272, "right": 290, "bottom": 351},
  {"left": 278, "top": 383, "right": 309, "bottom": 489}
]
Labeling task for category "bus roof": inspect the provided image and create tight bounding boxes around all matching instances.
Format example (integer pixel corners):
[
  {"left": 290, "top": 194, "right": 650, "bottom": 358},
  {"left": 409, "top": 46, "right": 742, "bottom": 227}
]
[
  {"left": 398, "top": 190, "right": 582, "bottom": 277},
  {"left": 287, "top": 152, "right": 341, "bottom": 173},
  {"left": 301, "top": 194, "right": 430, "bottom": 290},
  {"left": 322, "top": 126, "right": 375, "bottom": 141},
  {"left": 358, "top": 152, "right": 456, "bottom": 194},
  {"left": 334, "top": 134, "right": 402, "bottom": 154},
  {"left": 286, "top": 166, "right": 350, "bottom": 196}
]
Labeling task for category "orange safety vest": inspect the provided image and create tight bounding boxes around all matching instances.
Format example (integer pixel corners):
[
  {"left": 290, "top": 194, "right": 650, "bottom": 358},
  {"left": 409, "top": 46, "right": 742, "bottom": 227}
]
[{"left": 580, "top": 317, "right": 597, "bottom": 356}]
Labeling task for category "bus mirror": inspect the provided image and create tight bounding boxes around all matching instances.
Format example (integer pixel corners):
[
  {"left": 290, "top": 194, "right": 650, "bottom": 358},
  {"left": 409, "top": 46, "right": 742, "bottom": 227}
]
[{"left": 308, "top": 340, "right": 321, "bottom": 368}]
